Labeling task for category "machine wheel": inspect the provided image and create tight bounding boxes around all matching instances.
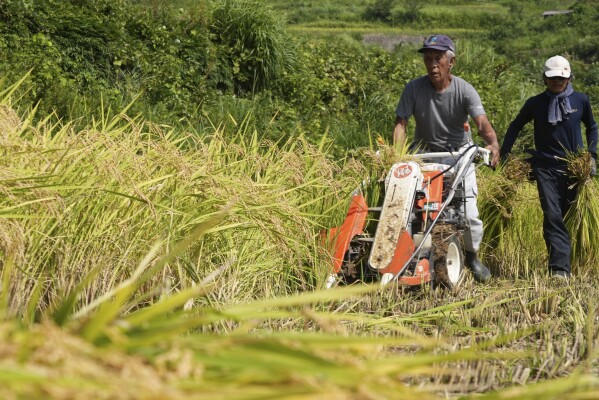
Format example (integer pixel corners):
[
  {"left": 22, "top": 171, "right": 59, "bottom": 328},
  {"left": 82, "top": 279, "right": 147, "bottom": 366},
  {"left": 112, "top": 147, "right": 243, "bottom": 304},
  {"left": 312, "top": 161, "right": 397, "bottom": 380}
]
[{"left": 432, "top": 230, "right": 464, "bottom": 289}]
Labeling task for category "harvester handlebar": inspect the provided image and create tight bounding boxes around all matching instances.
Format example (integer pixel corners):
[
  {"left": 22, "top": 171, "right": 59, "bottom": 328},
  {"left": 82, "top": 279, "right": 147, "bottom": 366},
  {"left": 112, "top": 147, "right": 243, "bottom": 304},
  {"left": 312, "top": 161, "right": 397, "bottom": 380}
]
[
  {"left": 476, "top": 147, "right": 491, "bottom": 166},
  {"left": 415, "top": 146, "right": 491, "bottom": 166}
]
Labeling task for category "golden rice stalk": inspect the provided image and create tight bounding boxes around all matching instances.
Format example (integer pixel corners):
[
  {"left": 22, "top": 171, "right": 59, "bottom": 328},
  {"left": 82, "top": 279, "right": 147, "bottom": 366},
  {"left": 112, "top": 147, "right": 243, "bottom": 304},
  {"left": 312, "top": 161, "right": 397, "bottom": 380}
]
[
  {"left": 479, "top": 154, "right": 532, "bottom": 224},
  {"left": 501, "top": 154, "right": 532, "bottom": 183},
  {"left": 356, "top": 142, "right": 412, "bottom": 182},
  {"left": 0, "top": 104, "right": 22, "bottom": 144},
  {"left": 477, "top": 155, "right": 541, "bottom": 276},
  {"left": 564, "top": 151, "right": 599, "bottom": 271},
  {"left": 565, "top": 149, "right": 594, "bottom": 184}
]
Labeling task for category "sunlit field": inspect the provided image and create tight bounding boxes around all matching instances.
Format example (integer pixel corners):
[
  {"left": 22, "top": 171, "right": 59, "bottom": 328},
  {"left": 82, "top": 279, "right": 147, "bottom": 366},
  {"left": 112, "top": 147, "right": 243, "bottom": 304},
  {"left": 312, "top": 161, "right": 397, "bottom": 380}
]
[
  {"left": 1, "top": 0, "right": 599, "bottom": 398},
  {"left": 2, "top": 77, "right": 599, "bottom": 398}
]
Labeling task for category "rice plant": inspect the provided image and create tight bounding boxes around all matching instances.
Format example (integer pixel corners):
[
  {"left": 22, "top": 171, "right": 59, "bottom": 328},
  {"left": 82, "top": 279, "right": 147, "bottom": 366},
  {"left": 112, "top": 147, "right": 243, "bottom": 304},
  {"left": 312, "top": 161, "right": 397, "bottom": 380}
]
[
  {"left": 0, "top": 101, "right": 371, "bottom": 317},
  {"left": 2, "top": 77, "right": 599, "bottom": 399}
]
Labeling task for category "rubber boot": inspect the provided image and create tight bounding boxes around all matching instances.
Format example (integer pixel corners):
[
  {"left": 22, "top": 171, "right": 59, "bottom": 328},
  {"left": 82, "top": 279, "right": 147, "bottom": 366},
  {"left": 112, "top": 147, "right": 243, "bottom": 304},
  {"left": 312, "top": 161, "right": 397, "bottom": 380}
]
[{"left": 465, "top": 251, "right": 491, "bottom": 283}]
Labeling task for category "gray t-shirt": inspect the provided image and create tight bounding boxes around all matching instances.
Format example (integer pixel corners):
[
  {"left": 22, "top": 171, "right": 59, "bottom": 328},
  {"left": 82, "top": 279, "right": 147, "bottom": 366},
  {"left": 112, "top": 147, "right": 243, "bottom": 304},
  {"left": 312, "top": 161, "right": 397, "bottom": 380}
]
[{"left": 395, "top": 75, "right": 486, "bottom": 151}]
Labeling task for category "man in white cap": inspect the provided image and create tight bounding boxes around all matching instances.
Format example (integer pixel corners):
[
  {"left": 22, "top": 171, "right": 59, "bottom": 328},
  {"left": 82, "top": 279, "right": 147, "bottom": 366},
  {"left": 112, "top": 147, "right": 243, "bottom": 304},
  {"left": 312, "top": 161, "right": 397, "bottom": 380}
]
[
  {"left": 394, "top": 34, "right": 500, "bottom": 283},
  {"left": 501, "top": 55, "right": 598, "bottom": 280}
]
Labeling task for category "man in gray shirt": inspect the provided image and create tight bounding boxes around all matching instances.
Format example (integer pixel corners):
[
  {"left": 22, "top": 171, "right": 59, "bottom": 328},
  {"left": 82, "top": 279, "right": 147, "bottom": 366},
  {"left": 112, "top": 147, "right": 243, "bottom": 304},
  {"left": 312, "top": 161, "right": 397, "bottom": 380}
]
[{"left": 394, "top": 34, "right": 500, "bottom": 283}]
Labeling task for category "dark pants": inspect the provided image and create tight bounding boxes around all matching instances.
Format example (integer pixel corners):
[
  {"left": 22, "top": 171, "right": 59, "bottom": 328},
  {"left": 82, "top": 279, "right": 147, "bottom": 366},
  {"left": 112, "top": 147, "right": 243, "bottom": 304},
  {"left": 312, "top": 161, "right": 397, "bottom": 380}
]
[{"left": 533, "top": 165, "right": 578, "bottom": 275}]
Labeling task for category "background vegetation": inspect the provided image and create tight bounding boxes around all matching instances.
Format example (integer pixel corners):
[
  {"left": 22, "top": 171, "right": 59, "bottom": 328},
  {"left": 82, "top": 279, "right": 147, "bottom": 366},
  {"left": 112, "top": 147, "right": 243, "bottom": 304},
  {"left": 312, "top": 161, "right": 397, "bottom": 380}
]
[
  {"left": 1, "top": 0, "right": 598, "bottom": 154},
  {"left": 1, "top": 0, "right": 599, "bottom": 399}
]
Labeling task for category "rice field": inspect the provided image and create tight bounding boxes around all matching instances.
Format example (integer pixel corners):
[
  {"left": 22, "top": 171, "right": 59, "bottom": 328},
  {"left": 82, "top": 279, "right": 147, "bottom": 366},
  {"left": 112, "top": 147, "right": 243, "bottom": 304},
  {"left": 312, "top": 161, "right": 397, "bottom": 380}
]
[{"left": 1, "top": 67, "right": 599, "bottom": 399}]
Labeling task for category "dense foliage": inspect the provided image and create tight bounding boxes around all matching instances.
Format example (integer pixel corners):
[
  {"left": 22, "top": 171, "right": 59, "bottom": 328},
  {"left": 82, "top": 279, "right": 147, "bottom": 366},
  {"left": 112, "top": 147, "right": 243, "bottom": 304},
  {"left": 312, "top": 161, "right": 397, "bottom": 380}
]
[
  {"left": 0, "top": 0, "right": 216, "bottom": 121},
  {"left": 1, "top": 0, "right": 596, "bottom": 156}
]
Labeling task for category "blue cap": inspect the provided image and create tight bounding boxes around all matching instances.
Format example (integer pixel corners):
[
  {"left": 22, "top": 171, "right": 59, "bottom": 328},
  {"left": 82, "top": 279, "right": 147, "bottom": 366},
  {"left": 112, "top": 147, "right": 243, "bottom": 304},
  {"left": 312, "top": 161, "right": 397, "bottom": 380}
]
[{"left": 418, "top": 35, "right": 455, "bottom": 53}]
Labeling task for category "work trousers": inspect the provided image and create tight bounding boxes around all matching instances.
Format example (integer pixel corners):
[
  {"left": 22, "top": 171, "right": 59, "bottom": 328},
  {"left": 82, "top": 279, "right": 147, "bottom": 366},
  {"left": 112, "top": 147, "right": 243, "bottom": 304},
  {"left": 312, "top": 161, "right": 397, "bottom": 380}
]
[
  {"left": 533, "top": 165, "right": 578, "bottom": 275},
  {"left": 441, "top": 157, "right": 482, "bottom": 253},
  {"left": 423, "top": 145, "right": 483, "bottom": 253}
]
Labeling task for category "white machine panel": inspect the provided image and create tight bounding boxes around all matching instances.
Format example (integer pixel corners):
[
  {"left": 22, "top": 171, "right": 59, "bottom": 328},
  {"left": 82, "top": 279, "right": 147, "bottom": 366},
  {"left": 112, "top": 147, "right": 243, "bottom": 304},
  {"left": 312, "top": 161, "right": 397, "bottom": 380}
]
[{"left": 369, "top": 161, "right": 421, "bottom": 270}]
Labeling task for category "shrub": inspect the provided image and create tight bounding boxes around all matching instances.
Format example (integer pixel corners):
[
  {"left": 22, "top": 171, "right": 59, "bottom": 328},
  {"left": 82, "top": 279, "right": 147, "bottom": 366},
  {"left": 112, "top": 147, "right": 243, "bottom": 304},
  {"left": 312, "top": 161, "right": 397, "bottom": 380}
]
[
  {"left": 0, "top": 0, "right": 217, "bottom": 123},
  {"left": 210, "top": 0, "right": 296, "bottom": 95},
  {"left": 394, "top": 0, "right": 423, "bottom": 23},
  {"left": 363, "top": 0, "right": 396, "bottom": 23}
]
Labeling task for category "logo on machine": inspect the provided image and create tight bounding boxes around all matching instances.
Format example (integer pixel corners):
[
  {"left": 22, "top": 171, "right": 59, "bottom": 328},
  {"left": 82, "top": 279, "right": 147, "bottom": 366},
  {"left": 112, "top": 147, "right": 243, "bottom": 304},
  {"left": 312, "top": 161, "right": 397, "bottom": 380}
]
[{"left": 393, "top": 163, "right": 413, "bottom": 179}]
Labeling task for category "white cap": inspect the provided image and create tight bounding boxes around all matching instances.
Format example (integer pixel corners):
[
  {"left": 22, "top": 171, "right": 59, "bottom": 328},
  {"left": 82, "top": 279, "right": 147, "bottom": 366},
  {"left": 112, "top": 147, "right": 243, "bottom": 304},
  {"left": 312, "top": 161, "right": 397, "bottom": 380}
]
[{"left": 544, "top": 55, "right": 571, "bottom": 78}]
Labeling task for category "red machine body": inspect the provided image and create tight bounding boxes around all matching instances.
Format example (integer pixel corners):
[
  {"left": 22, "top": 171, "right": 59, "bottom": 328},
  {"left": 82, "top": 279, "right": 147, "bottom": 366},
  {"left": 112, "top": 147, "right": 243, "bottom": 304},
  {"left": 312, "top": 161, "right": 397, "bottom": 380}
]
[{"left": 324, "top": 146, "right": 491, "bottom": 288}]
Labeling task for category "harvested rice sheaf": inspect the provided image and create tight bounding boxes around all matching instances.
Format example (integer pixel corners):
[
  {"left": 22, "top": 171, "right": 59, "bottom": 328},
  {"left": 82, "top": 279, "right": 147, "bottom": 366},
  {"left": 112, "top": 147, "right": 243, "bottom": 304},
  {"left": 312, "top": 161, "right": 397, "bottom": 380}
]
[
  {"left": 565, "top": 150, "right": 594, "bottom": 183},
  {"left": 501, "top": 155, "right": 532, "bottom": 183},
  {"left": 479, "top": 155, "right": 532, "bottom": 221},
  {"left": 564, "top": 150, "right": 599, "bottom": 270}
]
